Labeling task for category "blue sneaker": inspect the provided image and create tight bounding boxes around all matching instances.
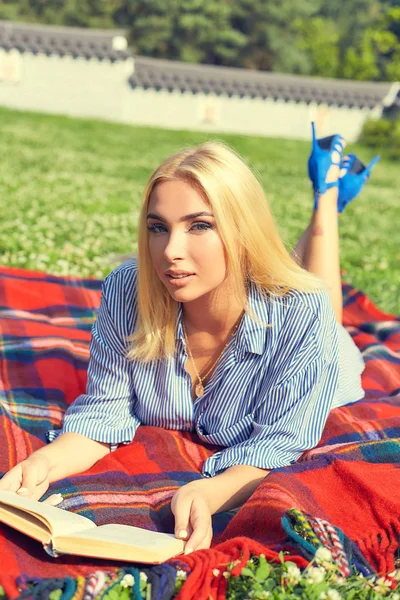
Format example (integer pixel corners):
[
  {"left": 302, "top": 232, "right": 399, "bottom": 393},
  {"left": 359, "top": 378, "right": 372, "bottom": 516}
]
[
  {"left": 307, "top": 122, "right": 346, "bottom": 210},
  {"left": 338, "top": 154, "right": 380, "bottom": 213}
]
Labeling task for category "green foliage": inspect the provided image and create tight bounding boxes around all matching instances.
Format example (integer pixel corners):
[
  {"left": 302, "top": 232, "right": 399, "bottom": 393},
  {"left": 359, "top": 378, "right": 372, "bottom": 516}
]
[
  {"left": 360, "top": 117, "right": 400, "bottom": 160},
  {"left": 225, "top": 550, "right": 400, "bottom": 599},
  {"left": 113, "top": 0, "right": 248, "bottom": 66},
  {"left": 228, "top": 0, "right": 323, "bottom": 73},
  {"left": 360, "top": 117, "right": 395, "bottom": 147},
  {"left": 294, "top": 17, "right": 340, "bottom": 77},
  {"left": 337, "top": 6, "right": 400, "bottom": 81},
  {"left": 0, "top": 0, "right": 118, "bottom": 27}
]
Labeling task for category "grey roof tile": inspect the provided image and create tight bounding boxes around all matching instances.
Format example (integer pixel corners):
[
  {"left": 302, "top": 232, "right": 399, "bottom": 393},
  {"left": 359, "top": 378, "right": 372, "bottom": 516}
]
[
  {"left": 130, "top": 56, "right": 395, "bottom": 108},
  {"left": 0, "top": 20, "right": 131, "bottom": 61}
]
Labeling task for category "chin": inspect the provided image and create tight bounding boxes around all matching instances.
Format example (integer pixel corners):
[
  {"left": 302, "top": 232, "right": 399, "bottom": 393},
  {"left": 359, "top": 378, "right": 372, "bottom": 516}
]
[
  {"left": 168, "top": 289, "right": 198, "bottom": 303},
  {"left": 167, "top": 284, "right": 209, "bottom": 304}
]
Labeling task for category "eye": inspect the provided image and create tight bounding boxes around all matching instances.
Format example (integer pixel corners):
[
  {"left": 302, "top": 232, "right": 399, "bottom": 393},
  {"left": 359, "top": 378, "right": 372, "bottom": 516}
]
[
  {"left": 147, "top": 223, "right": 167, "bottom": 234},
  {"left": 191, "top": 222, "right": 213, "bottom": 232}
]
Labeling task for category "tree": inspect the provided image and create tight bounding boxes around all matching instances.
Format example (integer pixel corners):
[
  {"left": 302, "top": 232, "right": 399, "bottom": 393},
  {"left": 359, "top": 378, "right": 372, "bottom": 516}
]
[
  {"left": 0, "top": 0, "right": 117, "bottom": 27},
  {"left": 230, "top": 0, "right": 324, "bottom": 73},
  {"left": 295, "top": 17, "right": 340, "bottom": 78},
  {"left": 113, "top": 0, "right": 247, "bottom": 66},
  {"left": 340, "top": 7, "right": 400, "bottom": 80},
  {"left": 318, "top": 0, "right": 383, "bottom": 76},
  {"left": 379, "top": 7, "right": 400, "bottom": 79}
]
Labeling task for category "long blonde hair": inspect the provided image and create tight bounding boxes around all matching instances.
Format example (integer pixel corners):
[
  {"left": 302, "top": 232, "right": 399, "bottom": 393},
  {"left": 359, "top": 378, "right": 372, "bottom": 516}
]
[{"left": 126, "top": 140, "right": 325, "bottom": 363}]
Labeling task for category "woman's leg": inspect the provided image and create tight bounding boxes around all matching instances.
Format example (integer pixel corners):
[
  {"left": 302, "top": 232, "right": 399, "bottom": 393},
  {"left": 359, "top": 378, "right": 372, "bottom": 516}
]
[{"left": 292, "top": 170, "right": 343, "bottom": 324}]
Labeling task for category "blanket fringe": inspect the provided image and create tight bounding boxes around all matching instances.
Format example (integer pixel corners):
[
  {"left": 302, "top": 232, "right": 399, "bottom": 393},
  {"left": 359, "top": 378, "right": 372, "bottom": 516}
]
[
  {"left": 358, "top": 520, "right": 400, "bottom": 575},
  {"left": 169, "top": 536, "right": 308, "bottom": 600}
]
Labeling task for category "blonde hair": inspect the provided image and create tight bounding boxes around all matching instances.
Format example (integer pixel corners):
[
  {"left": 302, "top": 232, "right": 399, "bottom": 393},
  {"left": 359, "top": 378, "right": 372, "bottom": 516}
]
[{"left": 126, "top": 140, "right": 325, "bottom": 363}]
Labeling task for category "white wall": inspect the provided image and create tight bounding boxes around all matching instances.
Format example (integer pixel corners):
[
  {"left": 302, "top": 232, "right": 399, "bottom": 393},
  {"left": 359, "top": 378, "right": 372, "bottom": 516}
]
[
  {"left": 0, "top": 50, "right": 379, "bottom": 141},
  {"left": 124, "top": 88, "right": 376, "bottom": 142},
  {"left": 0, "top": 50, "right": 133, "bottom": 122}
]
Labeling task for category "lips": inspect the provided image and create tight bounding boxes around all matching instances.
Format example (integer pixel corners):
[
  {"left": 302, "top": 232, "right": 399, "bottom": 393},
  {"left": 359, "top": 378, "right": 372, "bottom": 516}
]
[
  {"left": 165, "top": 272, "right": 196, "bottom": 287},
  {"left": 165, "top": 270, "right": 195, "bottom": 277}
]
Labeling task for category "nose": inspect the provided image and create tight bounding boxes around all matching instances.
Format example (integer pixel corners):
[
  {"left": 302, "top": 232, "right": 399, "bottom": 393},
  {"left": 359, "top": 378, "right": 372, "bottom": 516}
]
[{"left": 163, "top": 230, "right": 186, "bottom": 262}]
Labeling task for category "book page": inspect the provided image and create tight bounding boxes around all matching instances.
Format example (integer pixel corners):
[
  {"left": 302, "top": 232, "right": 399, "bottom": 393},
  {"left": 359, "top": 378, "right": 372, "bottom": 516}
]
[
  {"left": 0, "top": 503, "right": 52, "bottom": 545},
  {"left": 0, "top": 491, "right": 95, "bottom": 538},
  {"left": 56, "top": 524, "right": 185, "bottom": 564}
]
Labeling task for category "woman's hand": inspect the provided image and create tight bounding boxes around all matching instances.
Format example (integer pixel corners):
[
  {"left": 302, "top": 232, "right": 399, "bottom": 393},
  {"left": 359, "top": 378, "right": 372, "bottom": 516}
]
[
  {"left": 171, "top": 481, "right": 213, "bottom": 554},
  {"left": 0, "top": 455, "right": 62, "bottom": 505}
]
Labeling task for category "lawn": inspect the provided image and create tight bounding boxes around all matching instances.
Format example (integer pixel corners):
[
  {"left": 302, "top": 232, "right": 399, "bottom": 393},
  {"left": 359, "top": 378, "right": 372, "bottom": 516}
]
[{"left": 0, "top": 106, "right": 398, "bottom": 315}]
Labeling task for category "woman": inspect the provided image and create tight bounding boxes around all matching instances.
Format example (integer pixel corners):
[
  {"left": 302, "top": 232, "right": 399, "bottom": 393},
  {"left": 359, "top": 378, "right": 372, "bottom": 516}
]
[{"left": 0, "top": 125, "right": 378, "bottom": 554}]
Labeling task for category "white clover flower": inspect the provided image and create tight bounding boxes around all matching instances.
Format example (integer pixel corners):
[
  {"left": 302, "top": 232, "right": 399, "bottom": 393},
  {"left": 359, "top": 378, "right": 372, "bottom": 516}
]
[
  {"left": 139, "top": 572, "right": 147, "bottom": 582},
  {"left": 315, "top": 547, "right": 333, "bottom": 564},
  {"left": 326, "top": 590, "right": 341, "bottom": 600},
  {"left": 259, "top": 592, "right": 270, "bottom": 599},
  {"left": 176, "top": 570, "right": 187, "bottom": 579},
  {"left": 373, "top": 577, "right": 393, "bottom": 594},
  {"left": 306, "top": 567, "right": 326, "bottom": 585},
  {"left": 212, "top": 569, "right": 220, "bottom": 577},
  {"left": 320, "top": 593, "right": 327, "bottom": 600},
  {"left": 284, "top": 564, "right": 301, "bottom": 585},
  {"left": 120, "top": 573, "right": 134, "bottom": 588},
  {"left": 391, "top": 593, "right": 400, "bottom": 600}
]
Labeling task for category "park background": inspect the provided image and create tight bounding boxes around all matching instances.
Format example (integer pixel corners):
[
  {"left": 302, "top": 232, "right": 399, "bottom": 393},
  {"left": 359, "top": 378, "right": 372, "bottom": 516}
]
[{"left": 0, "top": 0, "right": 399, "bottom": 315}]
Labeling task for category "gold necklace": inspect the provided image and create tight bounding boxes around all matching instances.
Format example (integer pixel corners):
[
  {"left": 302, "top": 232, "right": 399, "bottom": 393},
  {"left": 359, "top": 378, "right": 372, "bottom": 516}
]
[{"left": 182, "top": 311, "right": 244, "bottom": 398}]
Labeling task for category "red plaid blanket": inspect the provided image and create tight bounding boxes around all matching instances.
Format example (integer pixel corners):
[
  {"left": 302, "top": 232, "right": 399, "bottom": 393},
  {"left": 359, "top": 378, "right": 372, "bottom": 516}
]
[{"left": 0, "top": 267, "right": 399, "bottom": 597}]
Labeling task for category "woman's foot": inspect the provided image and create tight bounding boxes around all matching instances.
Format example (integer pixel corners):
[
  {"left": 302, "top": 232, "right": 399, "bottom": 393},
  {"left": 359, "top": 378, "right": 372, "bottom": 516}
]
[
  {"left": 338, "top": 154, "right": 380, "bottom": 213},
  {"left": 307, "top": 122, "right": 346, "bottom": 210}
]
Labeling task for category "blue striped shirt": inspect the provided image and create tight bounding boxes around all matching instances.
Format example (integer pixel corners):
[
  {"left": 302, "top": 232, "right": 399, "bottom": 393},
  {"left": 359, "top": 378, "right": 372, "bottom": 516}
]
[{"left": 48, "top": 258, "right": 365, "bottom": 477}]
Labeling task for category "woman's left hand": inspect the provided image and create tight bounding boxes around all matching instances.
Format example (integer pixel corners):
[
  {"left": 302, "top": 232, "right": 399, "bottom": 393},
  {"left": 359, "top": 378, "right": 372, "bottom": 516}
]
[{"left": 171, "top": 481, "right": 213, "bottom": 554}]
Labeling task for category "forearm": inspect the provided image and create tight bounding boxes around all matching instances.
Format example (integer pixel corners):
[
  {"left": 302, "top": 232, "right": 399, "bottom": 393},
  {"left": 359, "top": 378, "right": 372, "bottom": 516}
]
[
  {"left": 33, "top": 432, "right": 110, "bottom": 483},
  {"left": 192, "top": 464, "right": 270, "bottom": 514}
]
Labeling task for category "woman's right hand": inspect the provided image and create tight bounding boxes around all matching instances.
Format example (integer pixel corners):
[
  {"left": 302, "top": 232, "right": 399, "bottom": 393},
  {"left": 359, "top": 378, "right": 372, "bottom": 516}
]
[
  {"left": 0, "top": 433, "right": 111, "bottom": 505},
  {"left": 0, "top": 454, "right": 55, "bottom": 502}
]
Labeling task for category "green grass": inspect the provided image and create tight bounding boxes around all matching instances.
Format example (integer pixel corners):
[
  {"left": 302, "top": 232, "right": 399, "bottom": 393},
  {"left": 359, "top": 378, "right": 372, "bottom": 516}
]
[{"left": 0, "top": 106, "right": 398, "bottom": 315}]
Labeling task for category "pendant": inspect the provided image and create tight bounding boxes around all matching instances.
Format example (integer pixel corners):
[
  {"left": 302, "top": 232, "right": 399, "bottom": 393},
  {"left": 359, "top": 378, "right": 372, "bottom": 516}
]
[{"left": 195, "top": 382, "right": 204, "bottom": 397}]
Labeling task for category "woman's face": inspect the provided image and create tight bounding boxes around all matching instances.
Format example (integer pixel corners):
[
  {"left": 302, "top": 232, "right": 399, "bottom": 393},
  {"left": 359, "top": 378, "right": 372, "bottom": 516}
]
[{"left": 147, "top": 179, "right": 228, "bottom": 303}]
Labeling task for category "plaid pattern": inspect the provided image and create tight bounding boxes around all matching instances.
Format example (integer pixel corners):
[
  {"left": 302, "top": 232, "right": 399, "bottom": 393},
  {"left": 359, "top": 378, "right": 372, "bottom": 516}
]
[{"left": 0, "top": 266, "right": 399, "bottom": 598}]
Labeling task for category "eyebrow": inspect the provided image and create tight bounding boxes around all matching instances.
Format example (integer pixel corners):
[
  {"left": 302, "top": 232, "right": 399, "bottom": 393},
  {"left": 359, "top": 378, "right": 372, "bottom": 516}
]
[{"left": 146, "top": 211, "right": 214, "bottom": 222}]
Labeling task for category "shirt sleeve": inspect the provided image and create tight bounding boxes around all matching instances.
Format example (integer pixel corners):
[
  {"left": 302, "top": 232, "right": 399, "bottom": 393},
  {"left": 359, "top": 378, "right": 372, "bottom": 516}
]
[
  {"left": 202, "top": 291, "right": 340, "bottom": 477},
  {"left": 47, "top": 273, "right": 140, "bottom": 445}
]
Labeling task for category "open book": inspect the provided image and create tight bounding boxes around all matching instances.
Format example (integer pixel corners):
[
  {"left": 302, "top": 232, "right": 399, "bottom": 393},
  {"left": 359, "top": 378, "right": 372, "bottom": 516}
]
[{"left": 0, "top": 491, "right": 184, "bottom": 563}]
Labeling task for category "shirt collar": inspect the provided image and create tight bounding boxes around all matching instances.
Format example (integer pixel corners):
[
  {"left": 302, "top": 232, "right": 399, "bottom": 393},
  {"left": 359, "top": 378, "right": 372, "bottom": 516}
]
[{"left": 175, "top": 281, "right": 269, "bottom": 357}]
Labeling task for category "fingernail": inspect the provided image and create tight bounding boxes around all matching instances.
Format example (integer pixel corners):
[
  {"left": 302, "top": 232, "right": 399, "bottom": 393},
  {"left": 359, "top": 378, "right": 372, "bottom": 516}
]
[
  {"left": 17, "top": 488, "right": 28, "bottom": 494},
  {"left": 178, "top": 529, "right": 187, "bottom": 538}
]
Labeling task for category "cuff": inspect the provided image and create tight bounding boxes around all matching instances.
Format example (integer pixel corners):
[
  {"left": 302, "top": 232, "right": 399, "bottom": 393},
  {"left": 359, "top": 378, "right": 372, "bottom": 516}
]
[{"left": 202, "top": 444, "right": 299, "bottom": 477}]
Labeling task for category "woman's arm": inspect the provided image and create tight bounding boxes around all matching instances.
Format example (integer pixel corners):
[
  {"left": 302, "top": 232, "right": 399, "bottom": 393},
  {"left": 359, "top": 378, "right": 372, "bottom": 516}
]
[
  {"left": 35, "top": 432, "right": 111, "bottom": 483},
  {"left": 0, "top": 433, "right": 110, "bottom": 499},
  {"left": 190, "top": 464, "right": 269, "bottom": 514}
]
